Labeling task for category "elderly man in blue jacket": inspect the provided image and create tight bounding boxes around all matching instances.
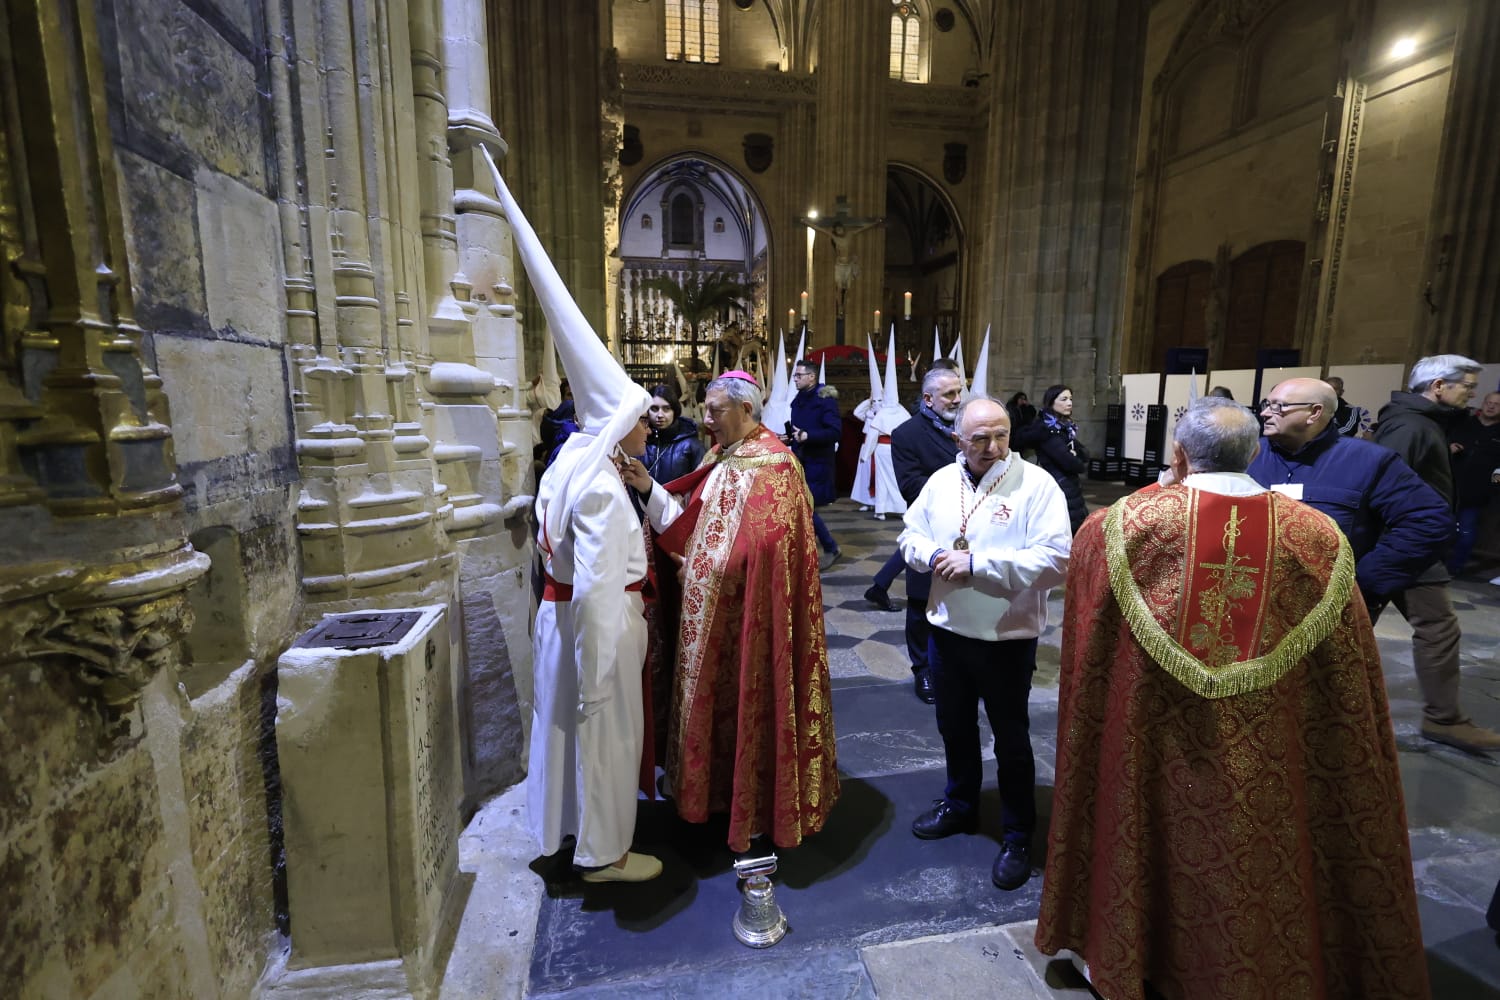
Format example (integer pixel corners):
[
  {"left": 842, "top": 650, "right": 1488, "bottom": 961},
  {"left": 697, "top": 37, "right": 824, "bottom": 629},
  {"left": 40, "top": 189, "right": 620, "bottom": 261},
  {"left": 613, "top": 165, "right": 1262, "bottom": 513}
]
[{"left": 1248, "top": 376, "right": 1500, "bottom": 753}]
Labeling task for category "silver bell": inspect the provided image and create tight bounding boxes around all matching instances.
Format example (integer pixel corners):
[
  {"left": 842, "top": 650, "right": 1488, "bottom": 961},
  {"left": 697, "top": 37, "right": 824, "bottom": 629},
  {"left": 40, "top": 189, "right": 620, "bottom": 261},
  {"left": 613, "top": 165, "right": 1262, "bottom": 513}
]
[{"left": 732, "top": 853, "right": 788, "bottom": 948}]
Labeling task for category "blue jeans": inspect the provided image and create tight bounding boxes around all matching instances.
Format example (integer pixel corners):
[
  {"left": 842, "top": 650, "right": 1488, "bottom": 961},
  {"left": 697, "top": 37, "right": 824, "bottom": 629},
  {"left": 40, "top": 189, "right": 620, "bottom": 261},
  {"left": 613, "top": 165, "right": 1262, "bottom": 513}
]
[
  {"left": 812, "top": 512, "right": 837, "bottom": 553},
  {"left": 928, "top": 627, "right": 1038, "bottom": 845}
]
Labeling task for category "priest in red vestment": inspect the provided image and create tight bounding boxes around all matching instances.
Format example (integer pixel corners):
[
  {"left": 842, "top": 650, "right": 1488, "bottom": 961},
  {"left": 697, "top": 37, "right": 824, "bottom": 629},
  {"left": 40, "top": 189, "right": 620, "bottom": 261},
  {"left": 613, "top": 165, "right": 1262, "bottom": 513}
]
[
  {"left": 624, "top": 370, "right": 839, "bottom": 852},
  {"left": 1036, "top": 397, "right": 1429, "bottom": 1000}
]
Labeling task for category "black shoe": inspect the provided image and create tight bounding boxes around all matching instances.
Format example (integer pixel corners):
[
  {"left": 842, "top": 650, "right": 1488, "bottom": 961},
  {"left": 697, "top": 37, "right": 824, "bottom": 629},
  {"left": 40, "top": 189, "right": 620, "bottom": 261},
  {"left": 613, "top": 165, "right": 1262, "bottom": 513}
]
[
  {"left": 864, "top": 585, "right": 896, "bottom": 611},
  {"left": 991, "top": 842, "right": 1032, "bottom": 890},
  {"left": 911, "top": 799, "right": 978, "bottom": 840},
  {"left": 913, "top": 670, "right": 936, "bottom": 704}
]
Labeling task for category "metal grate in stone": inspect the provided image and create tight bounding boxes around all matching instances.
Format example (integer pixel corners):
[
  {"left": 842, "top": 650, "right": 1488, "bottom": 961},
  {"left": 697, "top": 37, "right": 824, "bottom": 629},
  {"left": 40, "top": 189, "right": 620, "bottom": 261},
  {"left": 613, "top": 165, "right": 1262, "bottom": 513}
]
[{"left": 293, "top": 611, "right": 424, "bottom": 650}]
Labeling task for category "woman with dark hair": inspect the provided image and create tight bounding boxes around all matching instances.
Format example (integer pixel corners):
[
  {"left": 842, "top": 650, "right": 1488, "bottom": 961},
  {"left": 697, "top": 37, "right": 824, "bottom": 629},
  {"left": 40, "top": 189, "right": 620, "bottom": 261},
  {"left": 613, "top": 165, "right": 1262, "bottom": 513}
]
[
  {"left": 1016, "top": 383, "right": 1089, "bottom": 533},
  {"left": 642, "top": 383, "right": 706, "bottom": 485}
]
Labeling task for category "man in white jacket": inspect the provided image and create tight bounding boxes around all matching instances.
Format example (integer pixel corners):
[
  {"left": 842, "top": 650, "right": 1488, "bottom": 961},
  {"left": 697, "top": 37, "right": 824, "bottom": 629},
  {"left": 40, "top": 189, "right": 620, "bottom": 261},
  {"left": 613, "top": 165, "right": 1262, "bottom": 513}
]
[{"left": 898, "top": 396, "right": 1072, "bottom": 892}]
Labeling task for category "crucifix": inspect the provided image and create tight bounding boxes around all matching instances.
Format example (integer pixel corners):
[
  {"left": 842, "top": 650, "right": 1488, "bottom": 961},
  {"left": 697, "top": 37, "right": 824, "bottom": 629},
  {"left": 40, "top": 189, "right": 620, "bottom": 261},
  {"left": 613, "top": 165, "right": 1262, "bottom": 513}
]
[{"left": 797, "top": 195, "right": 884, "bottom": 342}]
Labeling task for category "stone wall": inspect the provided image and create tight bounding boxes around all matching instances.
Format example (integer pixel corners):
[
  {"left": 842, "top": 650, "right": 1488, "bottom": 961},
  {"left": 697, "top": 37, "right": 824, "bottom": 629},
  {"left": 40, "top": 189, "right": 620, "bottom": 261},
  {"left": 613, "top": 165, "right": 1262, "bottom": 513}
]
[
  {"left": 3, "top": 0, "right": 535, "bottom": 995},
  {"left": 1123, "top": 0, "right": 1485, "bottom": 373}
]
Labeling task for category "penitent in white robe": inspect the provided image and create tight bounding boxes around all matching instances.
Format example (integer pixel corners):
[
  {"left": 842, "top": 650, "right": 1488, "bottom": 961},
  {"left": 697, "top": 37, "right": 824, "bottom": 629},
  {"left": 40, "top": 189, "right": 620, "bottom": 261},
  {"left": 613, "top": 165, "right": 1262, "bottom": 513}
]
[
  {"left": 528, "top": 434, "right": 649, "bottom": 867},
  {"left": 851, "top": 397, "right": 879, "bottom": 508},
  {"left": 868, "top": 404, "right": 910, "bottom": 516}
]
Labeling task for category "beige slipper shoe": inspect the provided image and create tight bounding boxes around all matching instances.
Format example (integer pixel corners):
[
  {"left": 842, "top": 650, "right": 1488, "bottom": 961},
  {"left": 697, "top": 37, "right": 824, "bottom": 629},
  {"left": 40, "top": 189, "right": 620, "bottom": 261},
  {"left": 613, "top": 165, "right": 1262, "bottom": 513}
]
[{"left": 580, "top": 852, "right": 663, "bottom": 883}]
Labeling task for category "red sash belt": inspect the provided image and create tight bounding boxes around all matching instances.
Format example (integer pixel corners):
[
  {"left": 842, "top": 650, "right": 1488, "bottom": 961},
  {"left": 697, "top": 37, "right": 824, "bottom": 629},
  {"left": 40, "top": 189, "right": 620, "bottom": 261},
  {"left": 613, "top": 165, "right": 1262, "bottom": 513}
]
[
  {"left": 877, "top": 435, "right": 892, "bottom": 444},
  {"left": 542, "top": 574, "right": 647, "bottom": 602}
]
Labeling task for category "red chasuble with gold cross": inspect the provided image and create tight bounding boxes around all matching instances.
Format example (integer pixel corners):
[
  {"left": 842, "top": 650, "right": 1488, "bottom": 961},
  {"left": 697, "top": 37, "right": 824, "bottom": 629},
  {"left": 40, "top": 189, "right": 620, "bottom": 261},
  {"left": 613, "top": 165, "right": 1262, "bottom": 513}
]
[{"left": 1037, "top": 484, "right": 1429, "bottom": 1000}]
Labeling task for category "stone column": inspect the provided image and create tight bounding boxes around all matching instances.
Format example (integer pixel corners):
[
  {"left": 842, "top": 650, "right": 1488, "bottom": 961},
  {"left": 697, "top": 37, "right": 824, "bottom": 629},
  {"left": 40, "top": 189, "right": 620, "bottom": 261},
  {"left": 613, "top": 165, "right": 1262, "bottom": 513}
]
[
  {"left": 769, "top": 97, "right": 816, "bottom": 346},
  {"left": 492, "top": 1, "right": 611, "bottom": 340},
  {"left": 811, "top": 0, "right": 888, "bottom": 346},
  {"left": 447, "top": 0, "right": 537, "bottom": 797},
  {"left": 4, "top": 0, "right": 181, "bottom": 514},
  {"left": 279, "top": 0, "right": 452, "bottom": 606},
  {"left": 977, "top": 0, "right": 1147, "bottom": 433},
  {"left": 410, "top": 0, "right": 470, "bottom": 354},
  {"left": 1412, "top": 0, "right": 1500, "bottom": 361}
]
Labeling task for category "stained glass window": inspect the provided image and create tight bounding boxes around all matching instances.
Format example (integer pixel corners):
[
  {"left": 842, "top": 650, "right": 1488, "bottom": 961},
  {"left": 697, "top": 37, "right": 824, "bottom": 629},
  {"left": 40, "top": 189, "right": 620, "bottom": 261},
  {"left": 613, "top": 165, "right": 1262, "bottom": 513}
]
[
  {"left": 666, "top": 0, "right": 721, "bottom": 64},
  {"left": 889, "top": 1, "right": 922, "bottom": 82}
]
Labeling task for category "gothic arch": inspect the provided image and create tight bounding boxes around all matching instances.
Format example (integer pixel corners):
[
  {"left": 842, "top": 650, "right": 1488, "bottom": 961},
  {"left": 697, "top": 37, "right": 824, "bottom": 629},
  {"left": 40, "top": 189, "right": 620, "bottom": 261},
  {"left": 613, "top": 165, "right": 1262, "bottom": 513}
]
[
  {"left": 618, "top": 152, "right": 774, "bottom": 372},
  {"left": 885, "top": 161, "right": 966, "bottom": 356},
  {"left": 622, "top": 150, "right": 774, "bottom": 270}
]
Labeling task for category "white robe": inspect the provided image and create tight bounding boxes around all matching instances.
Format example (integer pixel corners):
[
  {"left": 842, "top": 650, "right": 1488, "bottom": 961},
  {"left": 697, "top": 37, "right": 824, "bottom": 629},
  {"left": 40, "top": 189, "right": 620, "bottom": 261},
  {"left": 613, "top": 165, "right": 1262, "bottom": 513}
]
[
  {"left": 868, "top": 405, "right": 911, "bottom": 516},
  {"left": 851, "top": 397, "right": 879, "bottom": 507},
  {"left": 528, "top": 437, "right": 649, "bottom": 867}
]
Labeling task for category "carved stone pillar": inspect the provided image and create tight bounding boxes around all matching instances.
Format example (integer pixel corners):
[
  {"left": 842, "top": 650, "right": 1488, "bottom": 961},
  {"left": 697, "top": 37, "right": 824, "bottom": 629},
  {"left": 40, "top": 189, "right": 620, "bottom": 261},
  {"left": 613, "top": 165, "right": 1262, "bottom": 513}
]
[
  {"left": 275, "top": 0, "right": 453, "bottom": 604},
  {"left": 812, "top": 0, "right": 889, "bottom": 346},
  {"left": 1412, "top": 0, "right": 1500, "bottom": 361},
  {"left": 3, "top": 0, "right": 180, "bottom": 514}
]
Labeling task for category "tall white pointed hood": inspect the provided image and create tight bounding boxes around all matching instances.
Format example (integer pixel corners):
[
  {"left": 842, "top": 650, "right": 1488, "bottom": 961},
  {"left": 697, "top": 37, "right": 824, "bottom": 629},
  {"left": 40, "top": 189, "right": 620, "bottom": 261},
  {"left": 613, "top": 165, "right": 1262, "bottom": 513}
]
[
  {"left": 865, "top": 335, "right": 882, "bottom": 406},
  {"left": 482, "top": 147, "right": 650, "bottom": 544},
  {"left": 932, "top": 327, "right": 943, "bottom": 371},
  {"left": 948, "top": 331, "right": 966, "bottom": 388},
  {"left": 872, "top": 327, "right": 912, "bottom": 434},
  {"left": 818, "top": 354, "right": 827, "bottom": 387},
  {"left": 968, "top": 325, "right": 992, "bottom": 400},
  {"left": 762, "top": 328, "right": 792, "bottom": 433}
]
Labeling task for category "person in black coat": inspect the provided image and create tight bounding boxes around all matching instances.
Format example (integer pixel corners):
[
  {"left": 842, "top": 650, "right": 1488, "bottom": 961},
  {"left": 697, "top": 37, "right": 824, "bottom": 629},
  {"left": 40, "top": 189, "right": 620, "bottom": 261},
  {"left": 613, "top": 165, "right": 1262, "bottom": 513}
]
[
  {"left": 1006, "top": 392, "right": 1037, "bottom": 433},
  {"left": 643, "top": 383, "right": 706, "bottom": 486},
  {"left": 890, "top": 366, "right": 965, "bottom": 703},
  {"left": 1016, "top": 383, "right": 1089, "bottom": 534},
  {"left": 789, "top": 360, "right": 843, "bottom": 564}
]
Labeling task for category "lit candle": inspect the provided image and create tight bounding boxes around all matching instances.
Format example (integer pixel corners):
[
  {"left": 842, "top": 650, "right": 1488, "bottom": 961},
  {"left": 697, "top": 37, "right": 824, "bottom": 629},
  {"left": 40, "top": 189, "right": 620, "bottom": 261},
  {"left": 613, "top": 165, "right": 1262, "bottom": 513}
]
[
  {"left": 788, "top": 308, "right": 796, "bottom": 328},
  {"left": 903, "top": 291, "right": 912, "bottom": 319},
  {"left": 800, "top": 290, "right": 808, "bottom": 318},
  {"left": 874, "top": 309, "right": 881, "bottom": 331}
]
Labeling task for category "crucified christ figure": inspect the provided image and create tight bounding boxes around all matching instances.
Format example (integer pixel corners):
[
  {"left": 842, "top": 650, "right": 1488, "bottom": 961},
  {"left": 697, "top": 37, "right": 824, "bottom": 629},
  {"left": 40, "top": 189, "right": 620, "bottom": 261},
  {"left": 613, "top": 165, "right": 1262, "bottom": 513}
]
[{"left": 797, "top": 195, "right": 884, "bottom": 316}]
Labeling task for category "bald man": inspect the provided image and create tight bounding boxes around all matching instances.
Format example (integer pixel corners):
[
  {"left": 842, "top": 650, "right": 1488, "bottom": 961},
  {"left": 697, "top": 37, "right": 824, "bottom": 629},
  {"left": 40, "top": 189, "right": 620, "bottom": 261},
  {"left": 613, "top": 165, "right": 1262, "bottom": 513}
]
[
  {"left": 1247, "top": 377, "right": 1500, "bottom": 753},
  {"left": 898, "top": 396, "right": 1071, "bottom": 891}
]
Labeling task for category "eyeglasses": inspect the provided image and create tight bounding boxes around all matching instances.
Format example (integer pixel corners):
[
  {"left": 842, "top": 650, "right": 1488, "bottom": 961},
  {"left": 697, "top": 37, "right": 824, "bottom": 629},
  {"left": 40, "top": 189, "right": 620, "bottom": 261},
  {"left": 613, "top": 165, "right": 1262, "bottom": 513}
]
[{"left": 1258, "top": 400, "right": 1319, "bottom": 415}]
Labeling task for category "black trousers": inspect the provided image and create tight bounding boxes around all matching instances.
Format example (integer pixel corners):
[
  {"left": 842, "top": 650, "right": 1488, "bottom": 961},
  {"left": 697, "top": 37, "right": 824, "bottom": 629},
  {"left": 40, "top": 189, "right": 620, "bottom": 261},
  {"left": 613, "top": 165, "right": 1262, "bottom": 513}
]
[{"left": 928, "top": 627, "right": 1038, "bottom": 846}]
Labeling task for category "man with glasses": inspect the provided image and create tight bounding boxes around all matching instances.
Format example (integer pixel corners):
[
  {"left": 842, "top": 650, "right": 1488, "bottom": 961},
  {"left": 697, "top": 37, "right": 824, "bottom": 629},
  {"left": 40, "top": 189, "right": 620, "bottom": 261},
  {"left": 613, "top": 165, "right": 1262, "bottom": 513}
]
[
  {"left": 1247, "top": 374, "right": 1499, "bottom": 753},
  {"left": 1370, "top": 355, "right": 1500, "bottom": 753},
  {"left": 899, "top": 396, "right": 1072, "bottom": 891}
]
